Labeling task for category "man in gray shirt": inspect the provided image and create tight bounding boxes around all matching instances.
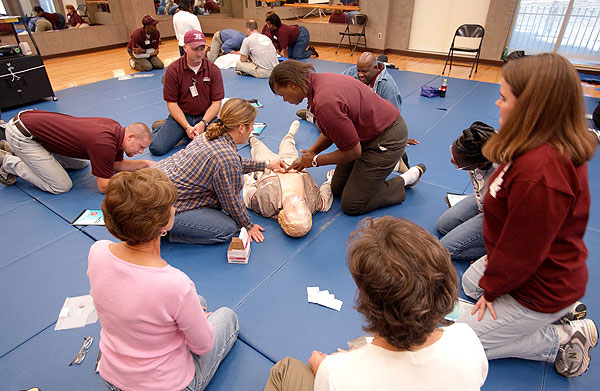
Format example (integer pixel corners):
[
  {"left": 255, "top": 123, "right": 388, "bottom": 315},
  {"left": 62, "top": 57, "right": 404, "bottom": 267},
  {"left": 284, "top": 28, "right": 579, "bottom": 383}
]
[{"left": 236, "top": 20, "right": 279, "bottom": 79}]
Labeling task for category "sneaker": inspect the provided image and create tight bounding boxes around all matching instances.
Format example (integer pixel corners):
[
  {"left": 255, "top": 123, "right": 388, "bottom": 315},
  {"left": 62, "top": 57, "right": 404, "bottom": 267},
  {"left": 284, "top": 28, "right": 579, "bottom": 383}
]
[
  {"left": 296, "top": 109, "right": 310, "bottom": 121},
  {"left": 129, "top": 58, "right": 136, "bottom": 70},
  {"left": 0, "top": 149, "right": 16, "bottom": 186},
  {"left": 0, "top": 139, "right": 13, "bottom": 154},
  {"left": 557, "top": 302, "right": 587, "bottom": 323},
  {"left": 555, "top": 319, "right": 598, "bottom": 377},
  {"left": 152, "top": 119, "right": 166, "bottom": 131},
  {"left": 288, "top": 120, "right": 300, "bottom": 136},
  {"left": 405, "top": 163, "right": 426, "bottom": 188},
  {"left": 308, "top": 46, "right": 319, "bottom": 58}
]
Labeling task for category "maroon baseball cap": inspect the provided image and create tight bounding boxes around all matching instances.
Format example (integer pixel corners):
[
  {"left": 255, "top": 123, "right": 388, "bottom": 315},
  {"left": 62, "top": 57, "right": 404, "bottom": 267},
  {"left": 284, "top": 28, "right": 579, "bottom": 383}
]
[
  {"left": 142, "top": 15, "right": 159, "bottom": 26},
  {"left": 184, "top": 30, "right": 206, "bottom": 48}
]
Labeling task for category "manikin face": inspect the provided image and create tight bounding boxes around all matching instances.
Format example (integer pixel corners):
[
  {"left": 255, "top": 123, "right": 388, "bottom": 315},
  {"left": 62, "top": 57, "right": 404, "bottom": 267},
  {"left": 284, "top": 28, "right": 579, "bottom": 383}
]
[
  {"left": 496, "top": 78, "right": 518, "bottom": 127},
  {"left": 280, "top": 194, "right": 312, "bottom": 236},
  {"left": 184, "top": 44, "right": 206, "bottom": 67},
  {"left": 273, "top": 82, "right": 306, "bottom": 105}
]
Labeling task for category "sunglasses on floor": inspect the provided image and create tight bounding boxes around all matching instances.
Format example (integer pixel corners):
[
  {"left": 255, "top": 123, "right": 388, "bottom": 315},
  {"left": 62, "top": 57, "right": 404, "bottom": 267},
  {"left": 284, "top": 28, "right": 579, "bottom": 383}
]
[{"left": 69, "top": 336, "right": 93, "bottom": 366}]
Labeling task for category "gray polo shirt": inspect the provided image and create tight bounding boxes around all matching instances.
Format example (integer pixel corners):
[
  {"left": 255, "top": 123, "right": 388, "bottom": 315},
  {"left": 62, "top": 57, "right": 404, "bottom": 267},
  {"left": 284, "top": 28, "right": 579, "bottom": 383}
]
[{"left": 240, "top": 32, "right": 279, "bottom": 71}]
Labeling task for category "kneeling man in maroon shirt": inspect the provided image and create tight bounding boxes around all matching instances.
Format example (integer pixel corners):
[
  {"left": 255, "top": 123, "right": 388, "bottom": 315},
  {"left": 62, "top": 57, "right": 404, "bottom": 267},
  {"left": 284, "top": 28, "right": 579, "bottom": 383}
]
[
  {"left": 0, "top": 110, "right": 153, "bottom": 194},
  {"left": 127, "top": 15, "right": 164, "bottom": 72}
]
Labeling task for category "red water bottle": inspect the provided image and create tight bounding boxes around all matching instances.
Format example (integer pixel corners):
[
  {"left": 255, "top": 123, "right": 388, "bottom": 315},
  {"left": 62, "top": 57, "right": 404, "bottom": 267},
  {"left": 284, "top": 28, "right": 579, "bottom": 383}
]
[{"left": 440, "top": 78, "right": 447, "bottom": 98}]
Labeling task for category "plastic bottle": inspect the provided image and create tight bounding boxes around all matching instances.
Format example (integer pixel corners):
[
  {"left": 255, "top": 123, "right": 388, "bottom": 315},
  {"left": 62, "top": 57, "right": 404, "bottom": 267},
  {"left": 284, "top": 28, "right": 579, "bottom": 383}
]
[{"left": 440, "top": 78, "right": 447, "bottom": 98}]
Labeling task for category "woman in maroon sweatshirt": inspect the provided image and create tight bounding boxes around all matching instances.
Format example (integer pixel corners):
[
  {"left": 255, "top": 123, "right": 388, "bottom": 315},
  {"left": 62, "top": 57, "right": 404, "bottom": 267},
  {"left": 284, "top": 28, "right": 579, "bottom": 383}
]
[{"left": 457, "top": 53, "right": 597, "bottom": 378}]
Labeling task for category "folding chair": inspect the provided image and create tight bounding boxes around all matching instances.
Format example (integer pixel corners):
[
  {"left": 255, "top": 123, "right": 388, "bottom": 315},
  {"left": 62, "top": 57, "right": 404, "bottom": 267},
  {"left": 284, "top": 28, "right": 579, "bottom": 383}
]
[
  {"left": 442, "top": 24, "right": 485, "bottom": 78},
  {"left": 335, "top": 13, "right": 367, "bottom": 56},
  {"left": 77, "top": 4, "right": 92, "bottom": 25}
]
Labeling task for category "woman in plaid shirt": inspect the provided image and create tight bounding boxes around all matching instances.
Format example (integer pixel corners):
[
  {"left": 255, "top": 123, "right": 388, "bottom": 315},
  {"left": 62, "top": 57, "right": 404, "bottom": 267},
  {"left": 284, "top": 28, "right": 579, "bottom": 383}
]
[{"left": 154, "top": 98, "right": 286, "bottom": 244}]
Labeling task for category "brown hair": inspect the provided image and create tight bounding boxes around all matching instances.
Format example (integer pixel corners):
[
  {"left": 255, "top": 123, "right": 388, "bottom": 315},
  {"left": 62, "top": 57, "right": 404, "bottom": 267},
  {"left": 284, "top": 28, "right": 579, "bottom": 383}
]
[
  {"left": 205, "top": 98, "right": 257, "bottom": 140},
  {"left": 483, "top": 53, "right": 596, "bottom": 165},
  {"left": 269, "top": 60, "right": 314, "bottom": 95},
  {"left": 246, "top": 20, "right": 258, "bottom": 31},
  {"left": 102, "top": 168, "right": 177, "bottom": 246},
  {"left": 347, "top": 216, "right": 458, "bottom": 351},
  {"left": 65, "top": 4, "right": 75, "bottom": 12}
]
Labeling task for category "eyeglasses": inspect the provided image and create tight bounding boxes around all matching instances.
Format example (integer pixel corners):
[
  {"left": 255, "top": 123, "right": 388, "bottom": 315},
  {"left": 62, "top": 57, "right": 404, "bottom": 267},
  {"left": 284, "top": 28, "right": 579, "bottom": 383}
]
[{"left": 69, "top": 336, "right": 93, "bottom": 366}]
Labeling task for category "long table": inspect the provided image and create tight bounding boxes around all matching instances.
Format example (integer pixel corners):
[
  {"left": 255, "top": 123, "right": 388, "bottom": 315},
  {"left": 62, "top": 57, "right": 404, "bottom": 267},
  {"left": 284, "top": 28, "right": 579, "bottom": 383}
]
[{"left": 284, "top": 3, "right": 360, "bottom": 21}]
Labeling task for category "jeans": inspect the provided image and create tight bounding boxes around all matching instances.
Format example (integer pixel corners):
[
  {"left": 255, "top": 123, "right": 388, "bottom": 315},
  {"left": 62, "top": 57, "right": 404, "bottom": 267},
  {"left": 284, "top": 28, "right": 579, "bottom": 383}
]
[
  {"left": 169, "top": 207, "right": 239, "bottom": 244},
  {"left": 4, "top": 121, "right": 89, "bottom": 193},
  {"left": 105, "top": 296, "right": 239, "bottom": 391},
  {"left": 331, "top": 118, "right": 407, "bottom": 215},
  {"left": 437, "top": 194, "right": 486, "bottom": 260},
  {"left": 457, "top": 256, "right": 573, "bottom": 362},
  {"left": 288, "top": 25, "right": 311, "bottom": 60},
  {"left": 149, "top": 114, "right": 205, "bottom": 156}
]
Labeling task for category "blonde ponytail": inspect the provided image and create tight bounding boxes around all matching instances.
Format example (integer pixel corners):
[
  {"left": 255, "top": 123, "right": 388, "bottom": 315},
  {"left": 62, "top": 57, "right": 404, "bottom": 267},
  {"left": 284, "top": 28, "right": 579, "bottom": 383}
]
[{"left": 205, "top": 98, "right": 257, "bottom": 141}]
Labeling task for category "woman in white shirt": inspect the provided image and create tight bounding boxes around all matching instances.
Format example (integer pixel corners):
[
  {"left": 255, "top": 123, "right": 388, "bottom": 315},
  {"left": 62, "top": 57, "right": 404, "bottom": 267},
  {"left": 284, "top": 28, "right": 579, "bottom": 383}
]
[
  {"left": 173, "top": 0, "right": 202, "bottom": 56},
  {"left": 265, "top": 216, "right": 488, "bottom": 391}
]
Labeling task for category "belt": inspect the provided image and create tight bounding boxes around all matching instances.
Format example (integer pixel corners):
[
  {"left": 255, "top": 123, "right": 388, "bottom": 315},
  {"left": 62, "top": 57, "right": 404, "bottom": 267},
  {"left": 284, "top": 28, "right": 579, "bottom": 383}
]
[{"left": 11, "top": 115, "right": 36, "bottom": 140}]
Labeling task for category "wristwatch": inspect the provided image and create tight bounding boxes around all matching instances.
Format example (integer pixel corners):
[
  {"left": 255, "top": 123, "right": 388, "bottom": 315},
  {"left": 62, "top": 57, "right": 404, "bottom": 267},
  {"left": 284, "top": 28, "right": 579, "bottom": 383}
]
[
  {"left": 311, "top": 155, "right": 319, "bottom": 167},
  {"left": 201, "top": 119, "right": 209, "bottom": 127}
]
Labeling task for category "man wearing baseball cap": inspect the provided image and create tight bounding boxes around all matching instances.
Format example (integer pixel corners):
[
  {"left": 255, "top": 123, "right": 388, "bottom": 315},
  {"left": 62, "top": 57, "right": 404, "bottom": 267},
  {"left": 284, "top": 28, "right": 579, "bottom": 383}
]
[
  {"left": 127, "top": 15, "right": 164, "bottom": 72},
  {"left": 149, "top": 30, "right": 224, "bottom": 156}
]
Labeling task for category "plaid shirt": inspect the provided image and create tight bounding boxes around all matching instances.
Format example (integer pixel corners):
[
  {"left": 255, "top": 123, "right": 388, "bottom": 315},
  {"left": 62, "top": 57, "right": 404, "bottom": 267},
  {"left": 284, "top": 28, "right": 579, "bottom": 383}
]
[{"left": 154, "top": 133, "right": 266, "bottom": 228}]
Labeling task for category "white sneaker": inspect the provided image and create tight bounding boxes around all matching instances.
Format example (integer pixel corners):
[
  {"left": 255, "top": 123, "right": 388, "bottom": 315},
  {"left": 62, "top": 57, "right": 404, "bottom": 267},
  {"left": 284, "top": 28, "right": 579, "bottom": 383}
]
[
  {"left": 288, "top": 120, "right": 300, "bottom": 136},
  {"left": 129, "top": 58, "right": 136, "bottom": 70},
  {"left": 555, "top": 319, "right": 598, "bottom": 377}
]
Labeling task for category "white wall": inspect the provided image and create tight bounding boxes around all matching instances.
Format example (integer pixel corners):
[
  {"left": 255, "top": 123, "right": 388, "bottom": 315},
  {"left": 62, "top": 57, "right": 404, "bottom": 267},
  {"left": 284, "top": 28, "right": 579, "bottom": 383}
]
[{"left": 409, "top": 0, "right": 490, "bottom": 54}]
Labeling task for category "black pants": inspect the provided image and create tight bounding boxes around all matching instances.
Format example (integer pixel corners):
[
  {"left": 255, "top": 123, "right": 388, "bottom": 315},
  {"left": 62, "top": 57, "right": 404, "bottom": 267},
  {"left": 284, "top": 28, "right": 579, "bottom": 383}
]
[{"left": 331, "top": 117, "right": 408, "bottom": 215}]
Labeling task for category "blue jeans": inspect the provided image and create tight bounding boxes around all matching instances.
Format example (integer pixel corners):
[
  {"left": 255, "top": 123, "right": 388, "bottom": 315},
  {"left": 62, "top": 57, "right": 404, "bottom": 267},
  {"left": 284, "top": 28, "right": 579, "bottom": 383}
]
[
  {"left": 169, "top": 207, "right": 239, "bottom": 244},
  {"left": 457, "top": 256, "right": 573, "bottom": 362},
  {"left": 149, "top": 114, "right": 204, "bottom": 156},
  {"left": 105, "top": 297, "right": 239, "bottom": 391},
  {"left": 288, "top": 25, "right": 311, "bottom": 60},
  {"left": 437, "top": 194, "right": 486, "bottom": 261}
]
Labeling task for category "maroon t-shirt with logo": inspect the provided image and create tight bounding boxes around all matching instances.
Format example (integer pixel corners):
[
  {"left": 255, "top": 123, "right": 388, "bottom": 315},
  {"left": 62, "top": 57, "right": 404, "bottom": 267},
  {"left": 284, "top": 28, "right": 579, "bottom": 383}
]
[
  {"left": 127, "top": 27, "right": 160, "bottom": 50},
  {"left": 307, "top": 73, "right": 400, "bottom": 151},
  {"left": 274, "top": 24, "right": 299, "bottom": 51},
  {"left": 163, "top": 55, "right": 225, "bottom": 116},
  {"left": 19, "top": 110, "right": 124, "bottom": 179}
]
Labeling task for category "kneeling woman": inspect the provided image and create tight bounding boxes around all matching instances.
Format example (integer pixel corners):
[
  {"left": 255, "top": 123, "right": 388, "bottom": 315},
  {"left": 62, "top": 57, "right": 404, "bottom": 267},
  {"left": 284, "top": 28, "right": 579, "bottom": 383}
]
[
  {"left": 154, "top": 98, "right": 285, "bottom": 244},
  {"left": 88, "top": 168, "right": 238, "bottom": 391}
]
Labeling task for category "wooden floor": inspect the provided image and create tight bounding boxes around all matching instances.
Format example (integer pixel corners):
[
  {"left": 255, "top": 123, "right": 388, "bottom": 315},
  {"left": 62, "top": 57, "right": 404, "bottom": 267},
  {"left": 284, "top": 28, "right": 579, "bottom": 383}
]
[{"left": 42, "top": 36, "right": 600, "bottom": 98}]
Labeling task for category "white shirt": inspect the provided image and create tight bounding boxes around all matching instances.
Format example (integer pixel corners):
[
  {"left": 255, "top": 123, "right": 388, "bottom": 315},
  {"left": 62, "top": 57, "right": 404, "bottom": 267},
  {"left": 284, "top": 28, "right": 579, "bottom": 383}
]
[
  {"left": 239, "top": 32, "right": 279, "bottom": 71},
  {"left": 314, "top": 323, "right": 488, "bottom": 391},
  {"left": 173, "top": 10, "right": 202, "bottom": 46}
]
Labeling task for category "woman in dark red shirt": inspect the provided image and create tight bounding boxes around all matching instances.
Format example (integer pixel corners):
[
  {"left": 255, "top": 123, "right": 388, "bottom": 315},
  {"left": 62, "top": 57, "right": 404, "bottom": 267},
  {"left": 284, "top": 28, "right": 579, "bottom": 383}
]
[
  {"left": 65, "top": 5, "right": 89, "bottom": 28},
  {"left": 265, "top": 13, "right": 317, "bottom": 60},
  {"left": 457, "top": 53, "right": 598, "bottom": 378}
]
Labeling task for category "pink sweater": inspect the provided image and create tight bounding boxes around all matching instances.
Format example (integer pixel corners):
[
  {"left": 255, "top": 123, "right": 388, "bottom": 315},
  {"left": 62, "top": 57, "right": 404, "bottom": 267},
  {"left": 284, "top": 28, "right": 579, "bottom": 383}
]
[{"left": 87, "top": 240, "right": 214, "bottom": 391}]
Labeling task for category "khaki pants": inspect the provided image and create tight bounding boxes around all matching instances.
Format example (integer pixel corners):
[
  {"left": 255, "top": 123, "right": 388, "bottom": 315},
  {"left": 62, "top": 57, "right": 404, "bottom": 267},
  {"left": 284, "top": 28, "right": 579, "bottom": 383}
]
[
  {"left": 236, "top": 59, "right": 272, "bottom": 79},
  {"left": 264, "top": 357, "right": 315, "bottom": 391},
  {"left": 207, "top": 30, "right": 222, "bottom": 62},
  {"left": 127, "top": 48, "right": 164, "bottom": 72}
]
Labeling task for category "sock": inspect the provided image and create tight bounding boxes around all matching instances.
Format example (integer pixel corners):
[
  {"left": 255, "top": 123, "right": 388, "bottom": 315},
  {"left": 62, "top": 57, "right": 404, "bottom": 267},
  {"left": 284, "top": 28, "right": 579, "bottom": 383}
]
[{"left": 400, "top": 166, "right": 421, "bottom": 186}]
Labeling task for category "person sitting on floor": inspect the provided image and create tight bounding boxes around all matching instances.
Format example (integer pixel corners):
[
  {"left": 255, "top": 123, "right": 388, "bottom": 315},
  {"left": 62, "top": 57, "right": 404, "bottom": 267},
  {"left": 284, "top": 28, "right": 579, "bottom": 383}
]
[
  {"left": 437, "top": 121, "right": 496, "bottom": 261},
  {"left": 207, "top": 28, "right": 245, "bottom": 63},
  {"left": 149, "top": 30, "right": 223, "bottom": 156},
  {"left": 264, "top": 216, "right": 488, "bottom": 391},
  {"left": 88, "top": 167, "right": 239, "bottom": 391},
  {"left": 0, "top": 110, "right": 153, "bottom": 193},
  {"left": 33, "top": 6, "right": 67, "bottom": 30},
  {"left": 236, "top": 20, "right": 279, "bottom": 79},
  {"left": 328, "top": 9, "right": 348, "bottom": 24},
  {"left": 153, "top": 98, "right": 286, "bottom": 244},
  {"left": 243, "top": 120, "right": 334, "bottom": 237},
  {"left": 265, "top": 13, "right": 318, "bottom": 60},
  {"left": 456, "top": 53, "right": 598, "bottom": 378},
  {"left": 127, "top": 15, "right": 164, "bottom": 72},
  {"left": 65, "top": 5, "right": 89, "bottom": 28}
]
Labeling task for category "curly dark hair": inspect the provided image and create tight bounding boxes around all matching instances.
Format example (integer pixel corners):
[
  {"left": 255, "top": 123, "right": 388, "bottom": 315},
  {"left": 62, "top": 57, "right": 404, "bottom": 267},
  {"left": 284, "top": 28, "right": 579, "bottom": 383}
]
[
  {"left": 266, "top": 13, "right": 281, "bottom": 28},
  {"left": 102, "top": 168, "right": 177, "bottom": 246},
  {"left": 452, "top": 121, "right": 495, "bottom": 167},
  {"left": 347, "top": 216, "right": 458, "bottom": 350}
]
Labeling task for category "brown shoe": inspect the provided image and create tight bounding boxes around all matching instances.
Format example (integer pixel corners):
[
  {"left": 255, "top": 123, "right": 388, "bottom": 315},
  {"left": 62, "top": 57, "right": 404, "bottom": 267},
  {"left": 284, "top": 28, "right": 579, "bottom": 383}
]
[
  {"left": 296, "top": 109, "right": 310, "bottom": 120},
  {"left": 152, "top": 119, "right": 167, "bottom": 130},
  {"left": 0, "top": 149, "right": 16, "bottom": 186}
]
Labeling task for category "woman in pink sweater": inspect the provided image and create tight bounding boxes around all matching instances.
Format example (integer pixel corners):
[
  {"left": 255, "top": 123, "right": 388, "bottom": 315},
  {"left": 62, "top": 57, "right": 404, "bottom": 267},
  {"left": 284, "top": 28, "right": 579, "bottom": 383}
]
[{"left": 88, "top": 168, "right": 238, "bottom": 391}]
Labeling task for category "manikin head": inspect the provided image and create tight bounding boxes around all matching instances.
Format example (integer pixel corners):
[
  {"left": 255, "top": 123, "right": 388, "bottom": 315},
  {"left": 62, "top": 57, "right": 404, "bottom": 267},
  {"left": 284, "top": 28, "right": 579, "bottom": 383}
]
[{"left": 278, "top": 194, "right": 312, "bottom": 237}]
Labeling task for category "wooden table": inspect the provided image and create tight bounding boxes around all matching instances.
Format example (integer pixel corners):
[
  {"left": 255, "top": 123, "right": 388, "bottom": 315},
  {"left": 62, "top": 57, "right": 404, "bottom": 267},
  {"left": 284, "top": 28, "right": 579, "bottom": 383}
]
[{"left": 284, "top": 3, "right": 360, "bottom": 21}]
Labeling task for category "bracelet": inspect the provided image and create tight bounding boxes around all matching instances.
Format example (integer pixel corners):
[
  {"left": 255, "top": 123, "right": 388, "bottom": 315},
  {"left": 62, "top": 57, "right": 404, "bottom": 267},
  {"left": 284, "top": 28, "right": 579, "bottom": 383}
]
[{"left": 201, "top": 119, "right": 209, "bottom": 127}]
